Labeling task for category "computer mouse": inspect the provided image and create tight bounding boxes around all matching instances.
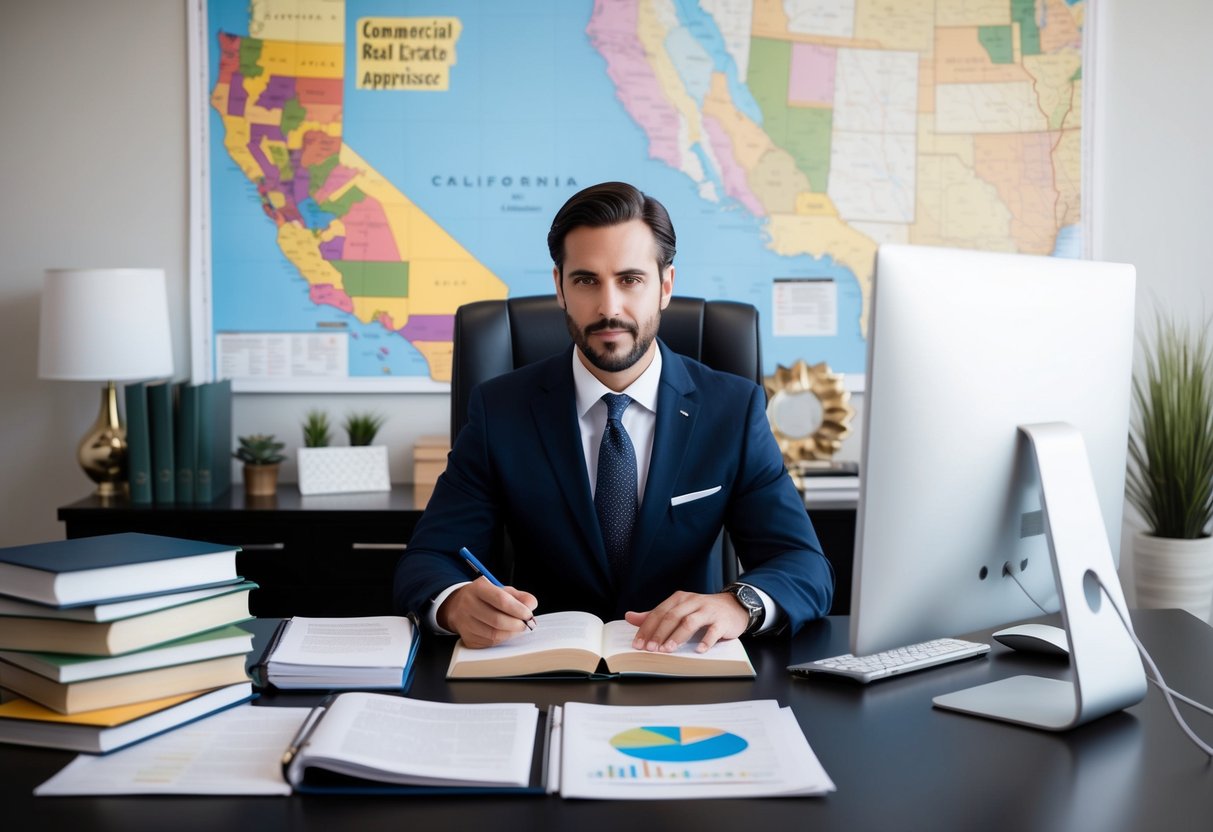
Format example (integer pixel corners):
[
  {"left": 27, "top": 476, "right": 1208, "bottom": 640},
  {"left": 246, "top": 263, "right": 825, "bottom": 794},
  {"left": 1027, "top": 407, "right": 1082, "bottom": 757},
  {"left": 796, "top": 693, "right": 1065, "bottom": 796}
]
[{"left": 991, "top": 623, "right": 1070, "bottom": 657}]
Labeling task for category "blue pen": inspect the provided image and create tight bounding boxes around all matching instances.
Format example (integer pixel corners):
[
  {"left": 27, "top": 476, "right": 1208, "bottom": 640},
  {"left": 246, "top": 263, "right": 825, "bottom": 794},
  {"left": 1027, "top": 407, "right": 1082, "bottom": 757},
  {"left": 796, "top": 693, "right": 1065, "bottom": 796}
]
[{"left": 459, "top": 547, "right": 536, "bottom": 631}]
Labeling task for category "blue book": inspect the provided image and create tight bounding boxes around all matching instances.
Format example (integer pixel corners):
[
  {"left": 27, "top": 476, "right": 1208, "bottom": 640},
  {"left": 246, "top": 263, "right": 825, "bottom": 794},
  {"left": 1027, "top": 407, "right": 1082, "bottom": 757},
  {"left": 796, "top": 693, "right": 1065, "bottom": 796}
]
[
  {"left": 123, "top": 381, "right": 152, "bottom": 504},
  {"left": 0, "top": 533, "right": 240, "bottom": 607},
  {"left": 146, "top": 381, "right": 175, "bottom": 504},
  {"left": 175, "top": 382, "right": 198, "bottom": 503}
]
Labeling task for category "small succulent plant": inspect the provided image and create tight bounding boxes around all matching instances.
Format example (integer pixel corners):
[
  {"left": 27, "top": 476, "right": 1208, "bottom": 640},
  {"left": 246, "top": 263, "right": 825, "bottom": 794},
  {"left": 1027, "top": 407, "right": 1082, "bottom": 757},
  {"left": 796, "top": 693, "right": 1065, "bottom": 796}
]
[
  {"left": 343, "top": 412, "right": 386, "bottom": 446},
  {"left": 302, "top": 409, "right": 333, "bottom": 448},
  {"left": 233, "top": 434, "right": 287, "bottom": 466}
]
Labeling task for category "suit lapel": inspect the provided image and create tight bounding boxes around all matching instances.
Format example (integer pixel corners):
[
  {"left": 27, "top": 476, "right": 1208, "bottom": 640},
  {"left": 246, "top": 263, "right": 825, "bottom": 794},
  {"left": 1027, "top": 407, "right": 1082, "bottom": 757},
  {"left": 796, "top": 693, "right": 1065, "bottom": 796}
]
[
  {"left": 529, "top": 351, "right": 613, "bottom": 586},
  {"left": 629, "top": 344, "right": 698, "bottom": 582}
]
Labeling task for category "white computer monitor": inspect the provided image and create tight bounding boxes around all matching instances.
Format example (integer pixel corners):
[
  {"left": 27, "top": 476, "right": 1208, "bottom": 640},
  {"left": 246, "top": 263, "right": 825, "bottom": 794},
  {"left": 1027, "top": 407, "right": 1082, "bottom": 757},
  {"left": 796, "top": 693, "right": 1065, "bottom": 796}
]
[{"left": 850, "top": 244, "right": 1146, "bottom": 730}]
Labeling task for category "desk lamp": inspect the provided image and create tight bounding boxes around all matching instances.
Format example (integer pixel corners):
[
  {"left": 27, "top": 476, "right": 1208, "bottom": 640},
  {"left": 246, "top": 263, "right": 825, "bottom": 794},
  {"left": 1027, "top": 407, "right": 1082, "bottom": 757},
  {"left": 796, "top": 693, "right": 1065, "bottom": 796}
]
[{"left": 37, "top": 268, "right": 174, "bottom": 498}]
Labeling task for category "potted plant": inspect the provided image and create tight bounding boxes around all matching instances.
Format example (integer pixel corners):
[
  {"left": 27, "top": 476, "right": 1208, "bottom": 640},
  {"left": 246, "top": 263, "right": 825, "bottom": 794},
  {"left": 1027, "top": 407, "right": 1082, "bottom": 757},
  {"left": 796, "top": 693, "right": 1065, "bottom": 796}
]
[
  {"left": 233, "top": 434, "right": 286, "bottom": 497},
  {"left": 297, "top": 411, "right": 391, "bottom": 496},
  {"left": 1127, "top": 313, "right": 1213, "bottom": 621},
  {"left": 343, "top": 411, "right": 386, "bottom": 446},
  {"left": 302, "top": 409, "right": 333, "bottom": 448}
]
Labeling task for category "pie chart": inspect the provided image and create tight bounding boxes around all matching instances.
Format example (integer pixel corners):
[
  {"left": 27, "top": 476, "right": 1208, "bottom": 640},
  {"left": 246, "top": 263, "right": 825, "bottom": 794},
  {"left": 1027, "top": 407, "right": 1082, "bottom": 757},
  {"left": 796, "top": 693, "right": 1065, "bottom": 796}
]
[{"left": 609, "top": 726, "right": 748, "bottom": 762}]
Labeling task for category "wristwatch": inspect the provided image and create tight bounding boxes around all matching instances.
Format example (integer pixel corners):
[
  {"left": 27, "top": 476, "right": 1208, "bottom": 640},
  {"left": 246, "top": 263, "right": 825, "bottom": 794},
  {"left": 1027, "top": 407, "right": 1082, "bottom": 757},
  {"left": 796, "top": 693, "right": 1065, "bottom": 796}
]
[{"left": 724, "top": 583, "right": 765, "bottom": 635}]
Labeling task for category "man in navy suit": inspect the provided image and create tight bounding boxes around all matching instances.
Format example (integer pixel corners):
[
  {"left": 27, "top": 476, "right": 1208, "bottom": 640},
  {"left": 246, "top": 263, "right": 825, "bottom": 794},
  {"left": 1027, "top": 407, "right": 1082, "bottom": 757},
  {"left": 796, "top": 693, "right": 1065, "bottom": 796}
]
[{"left": 394, "top": 182, "right": 833, "bottom": 652}]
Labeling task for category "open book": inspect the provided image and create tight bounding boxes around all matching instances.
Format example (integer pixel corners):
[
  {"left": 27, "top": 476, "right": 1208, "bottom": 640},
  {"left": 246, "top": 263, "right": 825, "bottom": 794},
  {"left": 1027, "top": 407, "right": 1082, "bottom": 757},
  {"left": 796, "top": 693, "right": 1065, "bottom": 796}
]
[
  {"left": 284, "top": 694, "right": 543, "bottom": 793},
  {"left": 446, "top": 610, "right": 755, "bottom": 679}
]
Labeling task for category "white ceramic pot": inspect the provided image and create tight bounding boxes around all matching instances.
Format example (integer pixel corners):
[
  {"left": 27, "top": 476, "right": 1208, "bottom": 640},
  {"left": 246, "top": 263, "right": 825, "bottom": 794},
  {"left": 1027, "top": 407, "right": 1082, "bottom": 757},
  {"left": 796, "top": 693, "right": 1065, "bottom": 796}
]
[
  {"left": 297, "top": 446, "right": 391, "bottom": 496},
  {"left": 1133, "top": 532, "right": 1213, "bottom": 623}
]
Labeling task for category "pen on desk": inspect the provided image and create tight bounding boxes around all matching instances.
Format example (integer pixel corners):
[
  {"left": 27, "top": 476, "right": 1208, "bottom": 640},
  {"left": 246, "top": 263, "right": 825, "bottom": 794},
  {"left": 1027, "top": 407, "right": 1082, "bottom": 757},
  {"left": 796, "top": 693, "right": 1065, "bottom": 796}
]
[{"left": 458, "top": 546, "right": 537, "bottom": 631}]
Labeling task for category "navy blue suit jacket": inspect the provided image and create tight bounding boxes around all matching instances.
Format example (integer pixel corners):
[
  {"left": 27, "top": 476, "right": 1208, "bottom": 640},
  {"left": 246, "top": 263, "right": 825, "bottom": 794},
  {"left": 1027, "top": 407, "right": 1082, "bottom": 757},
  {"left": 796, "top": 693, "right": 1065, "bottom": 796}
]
[{"left": 393, "top": 341, "right": 834, "bottom": 633}]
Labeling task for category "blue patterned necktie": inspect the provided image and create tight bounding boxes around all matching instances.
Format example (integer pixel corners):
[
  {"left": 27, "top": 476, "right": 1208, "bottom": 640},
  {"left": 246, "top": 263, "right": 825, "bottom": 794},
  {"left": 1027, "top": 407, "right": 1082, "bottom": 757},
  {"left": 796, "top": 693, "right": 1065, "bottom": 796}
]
[{"left": 596, "top": 393, "right": 638, "bottom": 583}]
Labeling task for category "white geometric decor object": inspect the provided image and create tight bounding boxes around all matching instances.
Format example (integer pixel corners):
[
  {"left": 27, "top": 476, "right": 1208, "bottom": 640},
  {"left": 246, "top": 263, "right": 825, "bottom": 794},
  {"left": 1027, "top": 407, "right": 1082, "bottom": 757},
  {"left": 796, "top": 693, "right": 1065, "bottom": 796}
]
[{"left": 297, "top": 446, "right": 390, "bottom": 496}]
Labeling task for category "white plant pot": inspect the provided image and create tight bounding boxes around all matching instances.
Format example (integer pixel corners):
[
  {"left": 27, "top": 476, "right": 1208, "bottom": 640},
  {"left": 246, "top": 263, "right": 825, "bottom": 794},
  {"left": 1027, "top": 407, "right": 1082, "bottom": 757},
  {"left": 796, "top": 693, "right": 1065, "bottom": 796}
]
[
  {"left": 297, "top": 446, "right": 391, "bottom": 496},
  {"left": 1133, "top": 532, "right": 1213, "bottom": 623}
]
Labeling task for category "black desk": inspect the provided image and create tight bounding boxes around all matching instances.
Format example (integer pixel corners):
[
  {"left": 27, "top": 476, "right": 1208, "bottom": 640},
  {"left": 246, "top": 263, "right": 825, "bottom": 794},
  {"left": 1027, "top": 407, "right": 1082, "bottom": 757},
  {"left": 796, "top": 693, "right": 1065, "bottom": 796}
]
[
  {"left": 58, "top": 488, "right": 858, "bottom": 616},
  {"left": 2, "top": 610, "right": 1211, "bottom": 831}
]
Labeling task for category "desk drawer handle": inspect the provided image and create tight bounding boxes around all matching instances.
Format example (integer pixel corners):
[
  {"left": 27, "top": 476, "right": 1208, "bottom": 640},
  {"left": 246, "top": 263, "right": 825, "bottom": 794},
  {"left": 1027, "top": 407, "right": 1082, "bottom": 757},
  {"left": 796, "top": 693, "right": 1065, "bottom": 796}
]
[
  {"left": 352, "top": 543, "right": 407, "bottom": 551},
  {"left": 238, "top": 543, "right": 286, "bottom": 551}
]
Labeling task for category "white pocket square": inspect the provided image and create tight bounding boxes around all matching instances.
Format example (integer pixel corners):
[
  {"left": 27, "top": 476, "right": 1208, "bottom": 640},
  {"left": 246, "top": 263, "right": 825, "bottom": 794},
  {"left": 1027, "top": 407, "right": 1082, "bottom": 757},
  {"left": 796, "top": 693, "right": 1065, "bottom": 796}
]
[{"left": 670, "top": 486, "right": 722, "bottom": 507}]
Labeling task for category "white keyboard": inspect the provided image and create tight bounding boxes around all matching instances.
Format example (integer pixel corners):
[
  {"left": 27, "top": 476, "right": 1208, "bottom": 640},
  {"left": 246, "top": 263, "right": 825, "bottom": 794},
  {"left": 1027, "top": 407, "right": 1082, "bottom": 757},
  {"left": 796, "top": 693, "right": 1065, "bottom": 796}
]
[{"left": 788, "top": 638, "right": 990, "bottom": 684}]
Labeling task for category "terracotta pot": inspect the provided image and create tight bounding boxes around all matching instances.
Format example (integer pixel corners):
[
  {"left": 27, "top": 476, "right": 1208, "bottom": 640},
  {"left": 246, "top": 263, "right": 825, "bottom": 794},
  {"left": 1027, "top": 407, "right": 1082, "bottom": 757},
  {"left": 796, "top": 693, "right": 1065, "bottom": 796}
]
[{"left": 243, "top": 462, "right": 280, "bottom": 498}]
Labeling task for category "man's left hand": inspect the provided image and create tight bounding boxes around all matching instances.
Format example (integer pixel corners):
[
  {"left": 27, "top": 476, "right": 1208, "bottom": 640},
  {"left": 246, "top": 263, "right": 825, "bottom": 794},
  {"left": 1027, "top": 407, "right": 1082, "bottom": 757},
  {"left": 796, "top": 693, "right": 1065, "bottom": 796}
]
[{"left": 624, "top": 591, "right": 749, "bottom": 654}]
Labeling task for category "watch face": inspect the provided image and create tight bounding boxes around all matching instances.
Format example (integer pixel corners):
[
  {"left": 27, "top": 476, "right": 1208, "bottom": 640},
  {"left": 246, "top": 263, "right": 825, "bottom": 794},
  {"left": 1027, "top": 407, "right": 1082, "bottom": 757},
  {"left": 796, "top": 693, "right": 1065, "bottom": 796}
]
[{"left": 736, "top": 585, "right": 761, "bottom": 610}]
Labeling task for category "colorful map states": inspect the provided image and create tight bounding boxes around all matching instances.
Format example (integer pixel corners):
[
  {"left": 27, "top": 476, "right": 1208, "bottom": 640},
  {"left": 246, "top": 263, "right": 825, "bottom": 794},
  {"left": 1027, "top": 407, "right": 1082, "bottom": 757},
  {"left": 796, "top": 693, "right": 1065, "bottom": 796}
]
[
  {"left": 610, "top": 726, "right": 749, "bottom": 763},
  {"left": 590, "top": 0, "right": 1085, "bottom": 345},
  {"left": 211, "top": 15, "right": 505, "bottom": 383}
]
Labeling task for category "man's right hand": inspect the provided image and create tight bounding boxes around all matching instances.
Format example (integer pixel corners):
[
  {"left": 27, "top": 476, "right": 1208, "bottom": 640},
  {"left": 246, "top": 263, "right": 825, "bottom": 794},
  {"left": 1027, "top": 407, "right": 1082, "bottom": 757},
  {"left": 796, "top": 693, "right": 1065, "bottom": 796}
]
[{"left": 436, "top": 577, "right": 538, "bottom": 648}]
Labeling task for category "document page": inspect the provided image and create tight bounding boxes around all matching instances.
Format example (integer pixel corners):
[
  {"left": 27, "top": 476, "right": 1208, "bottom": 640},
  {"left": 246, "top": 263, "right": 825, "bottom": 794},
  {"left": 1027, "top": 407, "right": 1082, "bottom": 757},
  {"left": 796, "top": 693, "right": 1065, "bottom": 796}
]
[
  {"left": 269, "top": 616, "right": 413, "bottom": 668},
  {"left": 35, "top": 705, "right": 308, "bottom": 796},
  {"left": 453, "top": 610, "right": 604, "bottom": 660},
  {"left": 601, "top": 619, "right": 750, "bottom": 663},
  {"left": 560, "top": 700, "right": 835, "bottom": 799},
  {"left": 295, "top": 693, "right": 539, "bottom": 788}
]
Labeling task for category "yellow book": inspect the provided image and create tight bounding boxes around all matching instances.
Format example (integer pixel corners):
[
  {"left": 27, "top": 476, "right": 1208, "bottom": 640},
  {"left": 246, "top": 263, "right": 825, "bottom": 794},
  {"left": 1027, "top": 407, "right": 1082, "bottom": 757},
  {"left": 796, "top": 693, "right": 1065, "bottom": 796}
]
[
  {"left": 446, "top": 611, "right": 755, "bottom": 679},
  {"left": 0, "top": 682, "right": 253, "bottom": 753}
]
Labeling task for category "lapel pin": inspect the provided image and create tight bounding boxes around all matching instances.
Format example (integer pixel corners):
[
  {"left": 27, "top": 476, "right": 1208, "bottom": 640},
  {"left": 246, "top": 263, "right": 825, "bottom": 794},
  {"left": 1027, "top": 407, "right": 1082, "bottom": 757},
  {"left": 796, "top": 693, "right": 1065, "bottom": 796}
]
[{"left": 679, "top": 409, "right": 689, "bottom": 417}]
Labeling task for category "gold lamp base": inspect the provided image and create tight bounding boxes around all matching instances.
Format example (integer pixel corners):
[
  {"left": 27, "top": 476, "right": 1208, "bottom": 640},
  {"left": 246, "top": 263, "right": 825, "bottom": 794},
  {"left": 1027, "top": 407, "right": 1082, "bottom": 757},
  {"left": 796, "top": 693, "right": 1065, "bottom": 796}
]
[{"left": 77, "top": 381, "right": 128, "bottom": 499}]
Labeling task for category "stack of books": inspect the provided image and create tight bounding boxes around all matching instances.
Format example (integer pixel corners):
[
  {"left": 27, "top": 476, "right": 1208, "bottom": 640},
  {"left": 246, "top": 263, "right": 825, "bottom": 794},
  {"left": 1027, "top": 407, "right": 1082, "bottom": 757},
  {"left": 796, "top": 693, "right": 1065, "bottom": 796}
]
[{"left": 0, "top": 532, "right": 257, "bottom": 752}]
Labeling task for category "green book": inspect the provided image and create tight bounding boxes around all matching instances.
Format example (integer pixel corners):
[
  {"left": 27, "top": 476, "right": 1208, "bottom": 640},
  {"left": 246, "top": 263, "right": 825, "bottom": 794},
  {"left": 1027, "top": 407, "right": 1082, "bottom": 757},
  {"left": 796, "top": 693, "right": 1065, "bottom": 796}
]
[
  {"left": 123, "top": 381, "right": 152, "bottom": 504},
  {"left": 196, "top": 380, "right": 233, "bottom": 503},
  {"left": 146, "top": 380, "right": 175, "bottom": 504},
  {"left": 0, "top": 625, "right": 254, "bottom": 684},
  {"left": 175, "top": 382, "right": 198, "bottom": 503}
]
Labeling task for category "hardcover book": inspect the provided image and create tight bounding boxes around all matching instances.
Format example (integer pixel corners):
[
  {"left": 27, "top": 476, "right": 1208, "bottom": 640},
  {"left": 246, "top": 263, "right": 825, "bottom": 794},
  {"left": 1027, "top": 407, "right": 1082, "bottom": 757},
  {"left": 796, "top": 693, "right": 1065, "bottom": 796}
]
[
  {"left": 0, "top": 624, "right": 253, "bottom": 683},
  {"left": 445, "top": 610, "right": 755, "bottom": 679},
  {"left": 0, "top": 532, "right": 240, "bottom": 607},
  {"left": 0, "top": 582, "right": 255, "bottom": 655},
  {"left": 0, "top": 682, "right": 253, "bottom": 753},
  {"left": 0, "top": 653, "right": 251, "bottom": 714},
  {"left": 123, "top": 381, "right": 153, "bottom": 504}
]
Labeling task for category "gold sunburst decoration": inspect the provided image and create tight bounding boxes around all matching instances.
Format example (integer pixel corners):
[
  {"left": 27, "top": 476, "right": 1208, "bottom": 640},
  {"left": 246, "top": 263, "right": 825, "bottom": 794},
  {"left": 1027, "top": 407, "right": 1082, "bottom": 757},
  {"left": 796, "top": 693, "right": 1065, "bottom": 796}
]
[{"left": 763, "top": 360, "right": 855, "bottom": 483}]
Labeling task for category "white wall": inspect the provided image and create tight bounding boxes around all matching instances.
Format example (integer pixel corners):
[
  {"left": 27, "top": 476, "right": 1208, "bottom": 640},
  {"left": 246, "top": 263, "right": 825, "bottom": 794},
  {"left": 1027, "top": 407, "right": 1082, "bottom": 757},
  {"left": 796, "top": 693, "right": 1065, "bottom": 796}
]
[{"left": 1, "top": 0, "right": 1208, "bottom": 556}]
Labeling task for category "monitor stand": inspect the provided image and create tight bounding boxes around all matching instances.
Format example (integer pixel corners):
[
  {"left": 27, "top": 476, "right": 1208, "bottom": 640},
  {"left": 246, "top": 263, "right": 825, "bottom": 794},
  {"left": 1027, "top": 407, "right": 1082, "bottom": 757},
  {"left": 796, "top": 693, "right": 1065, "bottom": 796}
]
[{"left": 932, "top": 422, "right": 1147, "bottom": 731}]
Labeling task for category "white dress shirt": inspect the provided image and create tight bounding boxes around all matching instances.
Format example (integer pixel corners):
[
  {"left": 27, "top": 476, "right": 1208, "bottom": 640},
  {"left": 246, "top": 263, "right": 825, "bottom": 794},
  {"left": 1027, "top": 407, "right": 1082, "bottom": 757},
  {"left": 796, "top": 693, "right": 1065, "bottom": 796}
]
[{"left": 429, "top": 345, "right": 780, "bottom": 633}]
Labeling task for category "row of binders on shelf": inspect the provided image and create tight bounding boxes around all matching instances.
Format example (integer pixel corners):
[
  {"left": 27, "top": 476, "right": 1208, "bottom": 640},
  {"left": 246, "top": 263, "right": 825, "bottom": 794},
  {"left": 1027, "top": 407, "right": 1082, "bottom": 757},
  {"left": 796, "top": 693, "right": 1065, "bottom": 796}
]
[
  {"left": 125, "top": 378, "right": 233, "bottom": 504},
  {"left": 0, "top": 532, "right": 256, "bottom": 752}
]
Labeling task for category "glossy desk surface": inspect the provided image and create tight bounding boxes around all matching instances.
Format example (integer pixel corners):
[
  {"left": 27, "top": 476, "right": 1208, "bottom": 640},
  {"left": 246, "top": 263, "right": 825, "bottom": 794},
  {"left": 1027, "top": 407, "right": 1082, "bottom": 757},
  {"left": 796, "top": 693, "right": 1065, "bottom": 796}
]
[{"left": 2, "top": 610, "right": 1210, "bottom": 831}]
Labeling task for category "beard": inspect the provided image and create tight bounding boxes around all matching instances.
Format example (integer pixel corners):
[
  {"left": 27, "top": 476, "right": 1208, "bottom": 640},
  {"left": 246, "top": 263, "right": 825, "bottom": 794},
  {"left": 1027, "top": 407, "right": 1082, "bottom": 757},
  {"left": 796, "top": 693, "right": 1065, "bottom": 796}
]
[{"left": 566, "top": 311, "right": 661, "bottom": 374}]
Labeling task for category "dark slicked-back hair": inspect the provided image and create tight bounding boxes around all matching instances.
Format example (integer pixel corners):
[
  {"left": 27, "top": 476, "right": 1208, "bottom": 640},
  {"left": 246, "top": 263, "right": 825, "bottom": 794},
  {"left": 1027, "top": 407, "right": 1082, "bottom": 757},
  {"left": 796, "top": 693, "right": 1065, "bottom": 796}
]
[{"left": 547, "top": 181, "right": 676, "bottom": 280}]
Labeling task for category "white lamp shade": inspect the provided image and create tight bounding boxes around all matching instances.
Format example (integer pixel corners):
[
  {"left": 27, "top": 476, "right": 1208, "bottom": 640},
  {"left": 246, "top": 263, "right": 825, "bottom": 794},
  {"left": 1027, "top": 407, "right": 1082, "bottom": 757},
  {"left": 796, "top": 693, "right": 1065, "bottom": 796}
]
[{"left": 38, "top": 268, "right": 174, "bottom": 381}]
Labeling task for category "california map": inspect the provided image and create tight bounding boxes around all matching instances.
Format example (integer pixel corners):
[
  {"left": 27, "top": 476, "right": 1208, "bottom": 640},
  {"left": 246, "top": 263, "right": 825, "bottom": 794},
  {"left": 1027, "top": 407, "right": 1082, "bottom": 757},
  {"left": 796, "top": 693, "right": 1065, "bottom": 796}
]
[{"left": 200, "top": 0, "right": 1085, "bottom": 389}]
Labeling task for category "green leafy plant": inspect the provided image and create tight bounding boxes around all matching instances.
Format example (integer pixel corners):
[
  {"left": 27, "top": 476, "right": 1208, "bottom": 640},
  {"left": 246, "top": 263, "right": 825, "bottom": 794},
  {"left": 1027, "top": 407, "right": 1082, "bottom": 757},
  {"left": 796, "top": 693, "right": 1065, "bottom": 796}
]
[
  {"left": 343, "top": 412, "right": 386, "bottom": 446},
  {"left": 233, "top": 434, "right": 287, "bottom": 466},
  {"left": 302, "top": 409, "right": 333, "bottom": 448},
  {"left": 1126, "top": 313, "right": 1213, "bottom": 539}
]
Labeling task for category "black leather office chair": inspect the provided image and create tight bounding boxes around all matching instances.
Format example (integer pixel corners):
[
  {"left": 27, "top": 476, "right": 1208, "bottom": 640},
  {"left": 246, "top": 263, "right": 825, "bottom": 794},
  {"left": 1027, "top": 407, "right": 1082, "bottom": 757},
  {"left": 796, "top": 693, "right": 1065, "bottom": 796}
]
[
  {"left": 450, "top": 295, "right": 762, "bottom": 440},
  {"left": 448, "top": 295, "right": 762, "bottom": 587}
]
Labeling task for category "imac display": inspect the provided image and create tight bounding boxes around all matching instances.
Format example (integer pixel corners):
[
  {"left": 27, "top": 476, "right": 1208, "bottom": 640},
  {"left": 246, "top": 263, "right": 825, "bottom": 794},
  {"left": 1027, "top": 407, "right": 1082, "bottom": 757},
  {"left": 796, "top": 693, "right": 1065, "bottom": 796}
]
[{"left": 850, "top": 244, "right": 1145, "bottom": 729}]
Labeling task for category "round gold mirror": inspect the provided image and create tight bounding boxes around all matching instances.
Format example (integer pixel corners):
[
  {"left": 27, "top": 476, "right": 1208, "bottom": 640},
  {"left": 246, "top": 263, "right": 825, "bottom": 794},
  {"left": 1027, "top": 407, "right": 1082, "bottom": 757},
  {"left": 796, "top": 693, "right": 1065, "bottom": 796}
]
[{"left": 763, "top": 360, "right": 855, "bottom": 476}]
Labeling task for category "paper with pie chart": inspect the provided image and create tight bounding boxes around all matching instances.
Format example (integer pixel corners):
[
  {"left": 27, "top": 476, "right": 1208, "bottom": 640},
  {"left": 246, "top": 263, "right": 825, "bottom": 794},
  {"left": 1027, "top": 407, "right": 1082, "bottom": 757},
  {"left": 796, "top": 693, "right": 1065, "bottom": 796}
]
[{"left": 559, "top": 700, "right": 835, "bottom": 799}]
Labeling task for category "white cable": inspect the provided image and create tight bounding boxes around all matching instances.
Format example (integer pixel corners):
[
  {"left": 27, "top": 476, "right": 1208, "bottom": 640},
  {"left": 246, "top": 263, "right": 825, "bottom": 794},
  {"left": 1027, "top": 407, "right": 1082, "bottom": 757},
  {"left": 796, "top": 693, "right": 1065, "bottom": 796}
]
[
  {"left": 1095, "top": 576, "right": 1213, "bottom": 758},
  {"left": 1003, "top": 563, "right": 1213, "bottom": 757}
]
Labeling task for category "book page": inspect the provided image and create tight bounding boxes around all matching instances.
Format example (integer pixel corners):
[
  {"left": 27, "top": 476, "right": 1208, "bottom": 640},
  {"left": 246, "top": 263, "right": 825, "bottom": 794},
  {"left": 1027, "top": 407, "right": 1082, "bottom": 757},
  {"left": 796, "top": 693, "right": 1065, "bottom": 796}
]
[
  {"left": 298, "top": 693, "right": 538, "bottom": 788},
  {"left": 449, "top": 610, "right": 605, "bottom": 665},
  {"left": 559, "top": 700, "right": 835, "bottom": 800},
  {"left": 269, "top": 616, "right": 413, "bottom": 668},
  {"left": 35, "top": 705, "right": 306, "bottom": 795},
  {"left": 600, "top": 619, "right": 751, "bottom": 664}
]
